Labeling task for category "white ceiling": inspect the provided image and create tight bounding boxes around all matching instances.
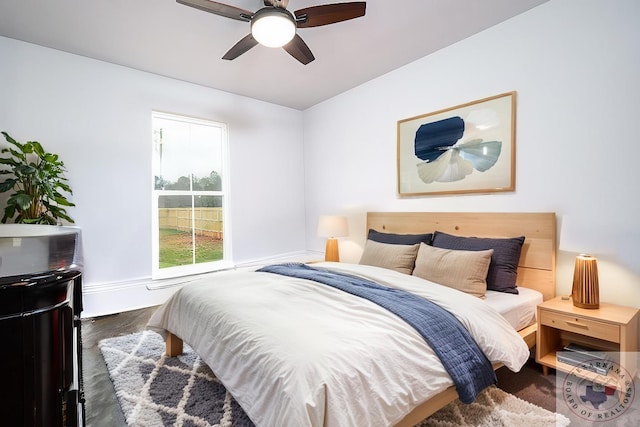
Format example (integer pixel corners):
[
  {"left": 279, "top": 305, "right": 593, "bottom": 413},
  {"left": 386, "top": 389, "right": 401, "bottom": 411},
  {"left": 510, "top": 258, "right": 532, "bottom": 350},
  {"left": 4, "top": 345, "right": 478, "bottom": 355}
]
[{"left": 0, "top": 0, "right": 548, "bottom": 110}]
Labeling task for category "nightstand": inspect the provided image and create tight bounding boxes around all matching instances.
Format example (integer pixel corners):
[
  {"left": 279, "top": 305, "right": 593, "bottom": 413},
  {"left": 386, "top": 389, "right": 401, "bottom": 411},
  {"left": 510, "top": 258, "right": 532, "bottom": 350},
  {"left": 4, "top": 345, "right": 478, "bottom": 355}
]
[{"left": 536, "top": 296, "right": 639, "bottom": 381}]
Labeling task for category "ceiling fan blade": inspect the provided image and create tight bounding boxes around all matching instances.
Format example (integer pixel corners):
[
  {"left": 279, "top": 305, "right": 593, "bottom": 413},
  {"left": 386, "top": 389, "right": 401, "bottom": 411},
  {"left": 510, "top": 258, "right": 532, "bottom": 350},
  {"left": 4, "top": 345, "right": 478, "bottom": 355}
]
[
  {"left": 176, "top": 0, "right": 252, "bottom": 21},
  {"left": 222, "top": 34, "right": 259, "bottom": 60},
  {"left": 283, "top": 34, "right": 315, "bottom": 65},
  {"left": 295, "top": 2, "right": 366, "bottom": 28}
]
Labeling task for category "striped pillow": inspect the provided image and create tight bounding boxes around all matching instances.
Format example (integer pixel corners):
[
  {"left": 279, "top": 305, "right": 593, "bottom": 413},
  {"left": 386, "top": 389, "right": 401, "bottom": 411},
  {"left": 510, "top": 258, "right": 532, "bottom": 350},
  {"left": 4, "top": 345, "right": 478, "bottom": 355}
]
[{"left": 359, "top": 239, "right": 420, "bottom": 274}]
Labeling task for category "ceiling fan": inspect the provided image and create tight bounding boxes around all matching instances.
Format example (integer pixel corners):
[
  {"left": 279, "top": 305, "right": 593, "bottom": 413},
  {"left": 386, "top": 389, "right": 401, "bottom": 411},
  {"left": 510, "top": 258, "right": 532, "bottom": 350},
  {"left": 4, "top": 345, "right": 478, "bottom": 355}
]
[{"left": 176, "top": 0, "right": 367, "bottom": 64}]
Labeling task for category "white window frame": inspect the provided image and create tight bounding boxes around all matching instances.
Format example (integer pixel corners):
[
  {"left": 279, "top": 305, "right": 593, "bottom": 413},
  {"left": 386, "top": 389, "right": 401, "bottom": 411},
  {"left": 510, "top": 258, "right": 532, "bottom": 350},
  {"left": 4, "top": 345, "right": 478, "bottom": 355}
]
[{"left": 151, "top": 111, "right": 232, "bottom": 280}]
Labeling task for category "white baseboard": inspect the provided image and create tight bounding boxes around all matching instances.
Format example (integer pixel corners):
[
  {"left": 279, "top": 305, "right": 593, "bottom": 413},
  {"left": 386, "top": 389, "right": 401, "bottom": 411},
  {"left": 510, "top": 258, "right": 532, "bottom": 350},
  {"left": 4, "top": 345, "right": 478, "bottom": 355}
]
[{"left": 81, "top": 278, "right": 179, "bottom": 318}]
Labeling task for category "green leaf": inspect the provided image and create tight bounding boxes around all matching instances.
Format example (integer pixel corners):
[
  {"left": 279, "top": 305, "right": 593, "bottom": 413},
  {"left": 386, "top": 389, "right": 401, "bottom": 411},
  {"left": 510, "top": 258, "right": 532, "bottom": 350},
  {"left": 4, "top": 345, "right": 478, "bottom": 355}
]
[
  {"left": 6, "top": 147, "right": 27, "bottom": 163},
  {"left": 57, "top": 182, "right": 72, "bottom": 193},
  {"left": 13, "top": 193, "right": 33, "bottom": 210},
  {"left": 2, "top": 205, "right": 15, "bottom": 223},
  {"left": 21, "top": 142, "right": 34, "bottom": 154},
  {"left": 0, "top": 158, "right": 19, "bottom": 166},
  {"left": 56, "top": 212, "right": 74, "bottom": 224},
  {"left": 16, "top": 164, "right": 36, "bottom": 175},
  {"left": 54, "top": 195, "right": 75, "bottom": 206},
  {"left": 1, "top": 131, "right": 17, "bottom": 144},
  {"left": 43, "top": 153, "right": 57, "bottom": 163},
  {"left": 21, "top": 217, "right": 43, "bottom": 225},
  {"left": 30, "top": 141, "right": 45, "bottom": 157},
  {"left": 0, "top": 178, "right": 16, "bottom": 192}
]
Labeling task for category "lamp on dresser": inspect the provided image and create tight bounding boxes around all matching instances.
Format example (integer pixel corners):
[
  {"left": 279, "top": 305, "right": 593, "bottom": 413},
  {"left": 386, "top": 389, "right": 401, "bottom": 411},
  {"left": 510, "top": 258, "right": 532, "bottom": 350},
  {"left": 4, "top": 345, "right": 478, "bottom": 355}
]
[
  {"left": 572, "top": 254, "right": 599, "bottom": 309},
  {"left": 317, "top": 215, "right": 349, "bottom": 262}
]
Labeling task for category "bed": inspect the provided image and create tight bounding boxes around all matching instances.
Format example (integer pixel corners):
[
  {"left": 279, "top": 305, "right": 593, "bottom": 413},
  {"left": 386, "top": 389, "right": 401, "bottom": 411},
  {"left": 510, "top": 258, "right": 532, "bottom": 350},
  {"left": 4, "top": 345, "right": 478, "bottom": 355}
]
[{"left": 148, "top": 211, "right": 556, "bottom": 427}]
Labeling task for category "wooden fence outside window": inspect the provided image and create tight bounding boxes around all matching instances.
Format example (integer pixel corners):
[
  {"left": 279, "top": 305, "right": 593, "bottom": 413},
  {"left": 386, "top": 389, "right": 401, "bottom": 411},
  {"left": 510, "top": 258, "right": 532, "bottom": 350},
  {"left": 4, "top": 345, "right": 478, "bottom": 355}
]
[{"left": 158, "top": 207, "right": 223, "bottom": 239}]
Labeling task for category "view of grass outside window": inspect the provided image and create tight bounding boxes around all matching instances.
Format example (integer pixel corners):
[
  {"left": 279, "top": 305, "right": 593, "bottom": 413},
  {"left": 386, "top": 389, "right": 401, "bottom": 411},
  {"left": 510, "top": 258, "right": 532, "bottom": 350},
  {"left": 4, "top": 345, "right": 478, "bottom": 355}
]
[{"left": 152, "top": 112, "right": 229, "bottom": 278}]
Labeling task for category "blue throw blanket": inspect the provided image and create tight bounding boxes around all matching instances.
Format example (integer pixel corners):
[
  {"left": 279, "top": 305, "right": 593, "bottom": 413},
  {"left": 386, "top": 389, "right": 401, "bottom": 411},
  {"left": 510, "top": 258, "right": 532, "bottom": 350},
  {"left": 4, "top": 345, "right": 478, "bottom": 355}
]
[{"left": 257, "top": 263, "right": 496, "bottom": 404}]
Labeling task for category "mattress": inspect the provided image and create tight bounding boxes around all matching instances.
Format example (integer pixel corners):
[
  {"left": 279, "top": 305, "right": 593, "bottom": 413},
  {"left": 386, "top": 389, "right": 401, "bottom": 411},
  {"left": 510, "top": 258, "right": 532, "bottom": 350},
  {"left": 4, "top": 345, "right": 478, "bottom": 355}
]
[{"left": 484, "top": 286, "right": 543, "bottom": 331}]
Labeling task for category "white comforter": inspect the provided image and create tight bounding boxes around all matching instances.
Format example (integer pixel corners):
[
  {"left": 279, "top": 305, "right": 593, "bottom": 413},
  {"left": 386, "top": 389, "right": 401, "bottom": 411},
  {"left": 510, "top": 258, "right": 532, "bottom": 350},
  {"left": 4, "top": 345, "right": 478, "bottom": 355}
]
[{"left": 147, "top": 262, "right": 529, "bottom": 427}]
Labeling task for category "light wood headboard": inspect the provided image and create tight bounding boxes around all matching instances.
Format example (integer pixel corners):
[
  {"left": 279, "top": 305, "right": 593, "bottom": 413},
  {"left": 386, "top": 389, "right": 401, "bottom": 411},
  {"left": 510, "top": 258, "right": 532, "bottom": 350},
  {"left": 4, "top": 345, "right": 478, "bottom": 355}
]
[{"left": 366, "top": 212, "right": 557, "bottom": 301}]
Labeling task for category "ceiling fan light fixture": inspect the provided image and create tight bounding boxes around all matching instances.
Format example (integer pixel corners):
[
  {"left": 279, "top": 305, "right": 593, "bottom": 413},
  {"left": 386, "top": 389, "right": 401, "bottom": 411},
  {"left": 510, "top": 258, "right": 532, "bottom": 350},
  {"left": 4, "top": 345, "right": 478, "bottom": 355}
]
[{"left": 251, "top": 8, "right": 296, "bottom": 48}]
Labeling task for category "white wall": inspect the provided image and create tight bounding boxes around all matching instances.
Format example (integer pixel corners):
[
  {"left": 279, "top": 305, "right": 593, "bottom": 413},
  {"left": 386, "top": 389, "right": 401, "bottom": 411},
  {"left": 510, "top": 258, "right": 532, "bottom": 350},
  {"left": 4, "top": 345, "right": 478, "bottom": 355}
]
[
  {"left": 303, "top": 0, "right": 640, "bottom": 308},
  {"left": 2, "top": 0, "right": 638, "bottom": 315},
  {"left": 0, "top": 36, "right": 307, "bottom": 316}
]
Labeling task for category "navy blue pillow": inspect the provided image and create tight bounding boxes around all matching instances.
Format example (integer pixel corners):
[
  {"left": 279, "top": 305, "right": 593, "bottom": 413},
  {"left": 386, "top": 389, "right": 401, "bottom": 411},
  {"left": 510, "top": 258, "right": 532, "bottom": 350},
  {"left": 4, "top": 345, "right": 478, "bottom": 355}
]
[
  {"left": 431, "top": 231, "right": 525, "bottom": 294},
  {"left": 368, "top": 229, "right": 433, "bottom": 246}
]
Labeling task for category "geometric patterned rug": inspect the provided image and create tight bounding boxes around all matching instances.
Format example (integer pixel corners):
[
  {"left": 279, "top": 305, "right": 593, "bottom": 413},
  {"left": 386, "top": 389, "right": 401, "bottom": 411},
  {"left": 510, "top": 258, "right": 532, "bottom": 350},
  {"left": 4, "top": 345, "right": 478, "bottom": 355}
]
[
  {"left": 416, "top": 384, "right": 570, "bottom": 427},
  {"left": 99, "top": 330, "right": 254, "bottom": 427},
  {"left": 100, "top": 331, "right": 570, "bottom": 427}
]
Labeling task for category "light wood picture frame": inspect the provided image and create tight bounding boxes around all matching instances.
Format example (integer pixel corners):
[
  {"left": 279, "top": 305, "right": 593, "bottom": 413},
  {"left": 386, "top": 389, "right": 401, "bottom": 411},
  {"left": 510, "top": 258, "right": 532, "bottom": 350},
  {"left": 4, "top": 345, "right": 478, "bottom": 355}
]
[{"left": 397, "top": 92, "right": 516, "bottom": 196}]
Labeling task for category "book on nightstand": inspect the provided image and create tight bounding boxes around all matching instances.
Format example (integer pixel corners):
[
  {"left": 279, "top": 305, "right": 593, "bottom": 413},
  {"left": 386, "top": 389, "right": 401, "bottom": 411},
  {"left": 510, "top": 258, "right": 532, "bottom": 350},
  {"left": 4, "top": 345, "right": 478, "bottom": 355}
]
[{"left": 557, "top": 344, "right": 611, "bottom": 375}]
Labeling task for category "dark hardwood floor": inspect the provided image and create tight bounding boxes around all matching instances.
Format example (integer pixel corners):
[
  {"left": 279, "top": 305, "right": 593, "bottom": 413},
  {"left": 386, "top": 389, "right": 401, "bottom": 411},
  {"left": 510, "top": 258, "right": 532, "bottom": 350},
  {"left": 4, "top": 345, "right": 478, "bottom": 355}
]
[
  {"left": 82, "top": 306, "right": 159, "bottom": 427},
  {"left": 82, "top": 307, "right": 557, "bottom": 426}
]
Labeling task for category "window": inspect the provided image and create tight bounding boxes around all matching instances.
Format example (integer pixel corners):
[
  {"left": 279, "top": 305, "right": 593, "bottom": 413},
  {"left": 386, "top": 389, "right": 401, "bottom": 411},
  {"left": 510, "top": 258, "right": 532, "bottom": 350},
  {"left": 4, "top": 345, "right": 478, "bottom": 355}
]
[{"left": 151, "top": 112, "right": 231, "bottom": 279}]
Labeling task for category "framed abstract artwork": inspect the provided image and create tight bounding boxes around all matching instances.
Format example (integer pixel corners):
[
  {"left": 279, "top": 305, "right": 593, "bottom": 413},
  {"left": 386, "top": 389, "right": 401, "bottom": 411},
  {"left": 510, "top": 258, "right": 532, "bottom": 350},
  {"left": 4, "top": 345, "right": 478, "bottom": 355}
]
[{"left": 397, "top": 91, "right": 516, "bottom": 196}]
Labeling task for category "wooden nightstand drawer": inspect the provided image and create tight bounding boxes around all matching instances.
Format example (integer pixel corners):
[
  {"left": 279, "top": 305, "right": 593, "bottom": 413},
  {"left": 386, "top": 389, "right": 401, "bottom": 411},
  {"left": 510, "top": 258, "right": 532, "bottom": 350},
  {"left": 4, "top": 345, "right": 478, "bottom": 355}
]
[{"left": 539, "top": 310, "right": 620, "bottom": 342}]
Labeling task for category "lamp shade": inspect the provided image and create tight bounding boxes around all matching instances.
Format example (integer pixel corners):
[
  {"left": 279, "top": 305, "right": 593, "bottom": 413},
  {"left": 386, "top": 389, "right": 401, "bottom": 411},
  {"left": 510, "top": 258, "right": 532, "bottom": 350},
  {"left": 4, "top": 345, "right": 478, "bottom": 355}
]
[
  {"left": 251, "top": 8, "right": 296, "bottom": 48},
  {"left": 572, "top": 254, "right": 599, "bottom": 309},
  {"left": 317, "top": 215, "right": 349, "bottom": 238}
]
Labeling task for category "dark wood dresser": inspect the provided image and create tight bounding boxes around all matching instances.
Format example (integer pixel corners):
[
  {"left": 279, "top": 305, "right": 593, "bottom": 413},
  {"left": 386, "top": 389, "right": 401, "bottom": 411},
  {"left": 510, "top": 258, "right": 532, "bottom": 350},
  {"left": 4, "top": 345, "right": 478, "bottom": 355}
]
[{"left": 0, "top": 269, "right": 84, "bottom": 426}]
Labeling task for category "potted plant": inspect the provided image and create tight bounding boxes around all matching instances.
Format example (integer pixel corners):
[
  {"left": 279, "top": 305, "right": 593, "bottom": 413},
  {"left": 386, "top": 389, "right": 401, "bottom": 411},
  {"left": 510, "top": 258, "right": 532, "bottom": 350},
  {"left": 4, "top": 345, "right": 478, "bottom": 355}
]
[{"left": 0, "top": 131, "right": 74, "bottom": 225}]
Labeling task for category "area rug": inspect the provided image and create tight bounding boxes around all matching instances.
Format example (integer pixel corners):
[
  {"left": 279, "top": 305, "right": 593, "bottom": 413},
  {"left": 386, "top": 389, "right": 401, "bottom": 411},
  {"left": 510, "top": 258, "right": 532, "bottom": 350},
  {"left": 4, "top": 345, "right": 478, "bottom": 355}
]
[{"left": 100, "top": 331, "right": 570, "bottom": 427}]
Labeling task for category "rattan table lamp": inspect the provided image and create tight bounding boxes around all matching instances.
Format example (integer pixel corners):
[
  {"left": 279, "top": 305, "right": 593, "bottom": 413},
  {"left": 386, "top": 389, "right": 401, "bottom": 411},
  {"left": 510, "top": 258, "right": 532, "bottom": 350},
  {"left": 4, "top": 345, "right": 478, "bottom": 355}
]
[{"left": 572, "top": 254, "right": 599, "bottom": 309}]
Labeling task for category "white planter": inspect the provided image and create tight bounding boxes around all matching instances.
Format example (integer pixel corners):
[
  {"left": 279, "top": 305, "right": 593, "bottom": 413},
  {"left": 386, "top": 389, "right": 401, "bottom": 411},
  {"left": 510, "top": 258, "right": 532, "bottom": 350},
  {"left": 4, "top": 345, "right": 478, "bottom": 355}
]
[{"left": 0, "top": 225, "right": 81, "bottom": 277}]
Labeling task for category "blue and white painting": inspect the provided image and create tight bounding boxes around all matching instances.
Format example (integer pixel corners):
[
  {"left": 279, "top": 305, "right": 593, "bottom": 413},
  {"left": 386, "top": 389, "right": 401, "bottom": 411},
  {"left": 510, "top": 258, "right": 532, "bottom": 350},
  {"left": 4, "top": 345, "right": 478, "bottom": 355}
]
[
  {"left": 397, "top": 92, "right": 515, "bottom": 195},
  {"left": 414, "top": 115, "right": 502, "bottom": 184}
]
